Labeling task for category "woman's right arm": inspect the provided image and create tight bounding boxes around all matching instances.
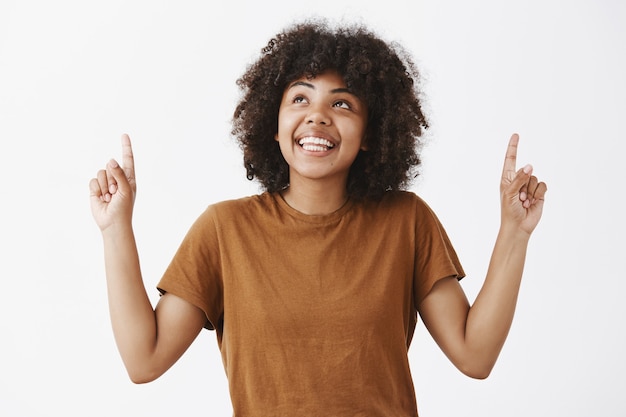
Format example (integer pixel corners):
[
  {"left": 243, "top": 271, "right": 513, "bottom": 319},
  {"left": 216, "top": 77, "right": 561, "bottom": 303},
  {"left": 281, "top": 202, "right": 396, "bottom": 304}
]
[{"left": 89, "top": 134, "right": 206, "bottom": 383}]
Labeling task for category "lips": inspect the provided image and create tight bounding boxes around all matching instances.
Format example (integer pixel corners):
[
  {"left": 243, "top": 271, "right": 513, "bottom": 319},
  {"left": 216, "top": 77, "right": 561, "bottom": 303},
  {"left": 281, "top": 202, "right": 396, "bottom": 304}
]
[{"left": 297, "top": 136, "right": 336, "bottom": 152}]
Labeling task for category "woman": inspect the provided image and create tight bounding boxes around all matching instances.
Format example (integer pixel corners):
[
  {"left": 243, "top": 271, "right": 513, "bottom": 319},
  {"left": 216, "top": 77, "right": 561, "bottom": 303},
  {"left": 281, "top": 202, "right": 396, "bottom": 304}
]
[{"left": 89, "top": 20, "right": 547, "bottom": 416}]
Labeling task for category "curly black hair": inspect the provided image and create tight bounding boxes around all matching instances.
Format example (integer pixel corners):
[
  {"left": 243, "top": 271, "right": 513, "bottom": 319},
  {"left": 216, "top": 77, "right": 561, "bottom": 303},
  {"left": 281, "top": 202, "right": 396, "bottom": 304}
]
[{"left": 232, "top": 18, "right": 428, "bottom": 200}]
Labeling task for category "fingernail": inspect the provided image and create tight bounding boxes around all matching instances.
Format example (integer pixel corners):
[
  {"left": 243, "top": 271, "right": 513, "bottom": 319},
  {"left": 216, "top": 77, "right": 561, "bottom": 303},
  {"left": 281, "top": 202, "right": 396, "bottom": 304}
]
[
  {"left": 109, "top": 159, "right": 119, "bottom": 168},
  {"left": 523, "top": 164, "right": 532, "bottom": 174}
]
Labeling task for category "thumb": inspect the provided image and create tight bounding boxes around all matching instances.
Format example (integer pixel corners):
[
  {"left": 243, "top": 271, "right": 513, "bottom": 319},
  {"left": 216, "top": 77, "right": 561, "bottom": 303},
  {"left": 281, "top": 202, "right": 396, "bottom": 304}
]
[
  {"left": 504, "top": 164, "right": 532, "bottom": 198},
  {"left": 106, "top": 158, "right": 133, "bottom": 197}
]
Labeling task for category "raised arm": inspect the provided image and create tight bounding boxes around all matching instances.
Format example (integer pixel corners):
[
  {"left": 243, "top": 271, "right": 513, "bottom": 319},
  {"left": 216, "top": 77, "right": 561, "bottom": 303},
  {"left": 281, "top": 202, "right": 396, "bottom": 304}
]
[
  {"left": 418, "top": 133, "right": 547, "bottom": 379},
  {"left": 89, "top": 134, "right": 206, "bottom": 383}
]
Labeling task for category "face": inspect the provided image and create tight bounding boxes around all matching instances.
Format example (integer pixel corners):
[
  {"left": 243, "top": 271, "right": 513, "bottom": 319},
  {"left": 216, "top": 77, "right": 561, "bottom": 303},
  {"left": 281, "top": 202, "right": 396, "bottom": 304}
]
[{"left": 275, "top": 70, "right": 368, "bottom": 189}]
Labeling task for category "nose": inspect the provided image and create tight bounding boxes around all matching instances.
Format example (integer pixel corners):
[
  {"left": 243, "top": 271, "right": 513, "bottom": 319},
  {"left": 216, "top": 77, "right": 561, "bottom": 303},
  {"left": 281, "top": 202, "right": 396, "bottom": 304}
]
[{"left": 306, "top": 103, "right": 331, "bottom": 125}]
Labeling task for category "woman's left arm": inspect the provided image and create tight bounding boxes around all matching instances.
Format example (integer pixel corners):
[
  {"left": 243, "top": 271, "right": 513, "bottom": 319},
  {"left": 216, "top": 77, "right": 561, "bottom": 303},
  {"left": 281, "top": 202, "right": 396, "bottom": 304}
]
[{"left": 418, "top": 133, "right": 547, "bottom": 379}]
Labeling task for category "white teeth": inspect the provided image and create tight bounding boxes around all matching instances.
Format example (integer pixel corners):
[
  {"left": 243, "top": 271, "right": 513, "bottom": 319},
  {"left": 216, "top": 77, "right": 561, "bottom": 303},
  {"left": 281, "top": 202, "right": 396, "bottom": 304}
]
[
  {"left": 298, "top": 137, "right": 335, "bottom": 150},
  {"left": 302, "top": 144, "right": 328, "bottom": 152}
]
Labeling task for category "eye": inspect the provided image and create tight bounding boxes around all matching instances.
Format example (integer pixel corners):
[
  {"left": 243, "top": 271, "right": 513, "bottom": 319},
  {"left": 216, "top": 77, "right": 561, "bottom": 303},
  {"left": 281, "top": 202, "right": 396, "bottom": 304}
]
[
  {"left": 293, "top": 95, "right": 308, "bottom": 104},
  {"left": 333, "top": 100, "right": 351, "bottom": 109}
]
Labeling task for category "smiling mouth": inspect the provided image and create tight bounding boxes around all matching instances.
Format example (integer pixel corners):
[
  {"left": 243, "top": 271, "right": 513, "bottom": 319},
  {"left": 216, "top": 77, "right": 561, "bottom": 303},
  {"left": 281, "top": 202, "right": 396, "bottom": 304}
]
[{"left": 298, "top": 136, "right": 335, "bottom": 152}]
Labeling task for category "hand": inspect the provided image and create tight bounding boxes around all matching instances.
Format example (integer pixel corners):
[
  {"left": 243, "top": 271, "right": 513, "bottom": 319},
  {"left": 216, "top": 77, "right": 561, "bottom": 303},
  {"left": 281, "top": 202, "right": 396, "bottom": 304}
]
[
  {"left": 500, "top": 133, "right": 547, "bottom": 236},
  {"left": 89, "top": 134, "right": 137, "bottom": 232}
]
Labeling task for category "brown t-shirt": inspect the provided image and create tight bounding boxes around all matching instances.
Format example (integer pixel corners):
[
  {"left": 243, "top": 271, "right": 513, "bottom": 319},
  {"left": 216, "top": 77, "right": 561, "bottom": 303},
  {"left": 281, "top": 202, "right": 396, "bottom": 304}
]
[{"left": 158, "top": 191, "right": 464, "bottom": 416}]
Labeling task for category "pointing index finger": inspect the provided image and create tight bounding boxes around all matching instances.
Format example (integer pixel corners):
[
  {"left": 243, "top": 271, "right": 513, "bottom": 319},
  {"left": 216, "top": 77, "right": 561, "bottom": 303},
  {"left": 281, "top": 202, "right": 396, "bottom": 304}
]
[
  {"left": 502, "top": 133, "right": 519, "bottom": 177},
  {"left": 121, "top": 133, "right": 135, "bottom": 181}
]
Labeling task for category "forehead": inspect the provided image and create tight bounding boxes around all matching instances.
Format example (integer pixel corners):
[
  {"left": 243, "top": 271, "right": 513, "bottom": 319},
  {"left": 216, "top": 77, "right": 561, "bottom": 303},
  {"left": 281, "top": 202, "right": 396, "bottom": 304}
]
[
  {"left": 286, "top": 70, "right": 349, "bottom": 90},
  {"left": 287, "top": 70, "right": 346, "bottom": 88}
]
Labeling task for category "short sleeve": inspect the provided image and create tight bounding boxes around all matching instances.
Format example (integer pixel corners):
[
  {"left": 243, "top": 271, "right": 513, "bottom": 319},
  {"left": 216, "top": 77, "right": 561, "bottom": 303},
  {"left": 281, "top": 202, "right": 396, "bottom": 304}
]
[
  {"left": 413, "top": 197, "right": 465, "bottom": 307},
  {"left": 157, "top": 206, "right": 224, "bottom": 331}
]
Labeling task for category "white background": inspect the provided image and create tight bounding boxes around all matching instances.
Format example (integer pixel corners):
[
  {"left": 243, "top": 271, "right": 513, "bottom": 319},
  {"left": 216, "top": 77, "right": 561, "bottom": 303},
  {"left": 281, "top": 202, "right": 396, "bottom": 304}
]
[{"left": 1, "top": 0, "right": 624, "bottom": 416}]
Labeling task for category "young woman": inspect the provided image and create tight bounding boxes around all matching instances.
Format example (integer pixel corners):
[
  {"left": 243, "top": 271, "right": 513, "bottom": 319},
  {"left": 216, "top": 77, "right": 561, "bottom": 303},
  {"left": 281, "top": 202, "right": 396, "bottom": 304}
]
[{"left": 89, "top": 20, "right": 547, "bottom": 416}]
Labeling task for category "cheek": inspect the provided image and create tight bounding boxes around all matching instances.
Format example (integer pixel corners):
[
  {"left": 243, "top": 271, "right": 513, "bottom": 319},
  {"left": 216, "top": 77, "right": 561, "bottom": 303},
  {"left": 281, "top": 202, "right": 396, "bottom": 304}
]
[
  {"left": 274, "top": 130, "right": 294, "bottom": 154},
  {"left": 277, "top": 108, "right": 296, "bottom": 132}
]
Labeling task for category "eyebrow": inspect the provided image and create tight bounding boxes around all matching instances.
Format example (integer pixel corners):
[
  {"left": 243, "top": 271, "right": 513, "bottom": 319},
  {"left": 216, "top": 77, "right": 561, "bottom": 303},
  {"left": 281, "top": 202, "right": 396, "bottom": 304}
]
[{"left": 288, "top": 80, "right": 354, "bottom": 95}]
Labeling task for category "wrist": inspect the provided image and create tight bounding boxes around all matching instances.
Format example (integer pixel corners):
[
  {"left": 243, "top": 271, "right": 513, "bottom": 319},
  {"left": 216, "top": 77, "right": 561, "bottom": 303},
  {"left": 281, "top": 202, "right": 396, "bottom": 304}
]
[
  {"left": 497, "top": 222, "right": 531, "bottom": 244},
  {"left": 101, "top": 219, "right": 134, "bottom": 240}
]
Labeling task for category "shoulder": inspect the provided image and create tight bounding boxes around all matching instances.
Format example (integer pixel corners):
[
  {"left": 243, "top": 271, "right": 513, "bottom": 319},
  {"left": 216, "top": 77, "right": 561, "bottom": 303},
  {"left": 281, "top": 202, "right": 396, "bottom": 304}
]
[
  {"left": 183, "top": 193, "right": 276, "bottom": 240},
  {"left": 348, "top": 191, "right": 430, "bottom": 227},
  {"left": 370, "top": 190, "right": 432, "bottom": 213},
  {"left": 365, "top": 191, "right": 445, "bottom": 228},
  {"left": 207, "top": 192, "right": 274, "bottom": 213},
  {"left": 199, "top": 192, "right": 279, "bottom": 224}
]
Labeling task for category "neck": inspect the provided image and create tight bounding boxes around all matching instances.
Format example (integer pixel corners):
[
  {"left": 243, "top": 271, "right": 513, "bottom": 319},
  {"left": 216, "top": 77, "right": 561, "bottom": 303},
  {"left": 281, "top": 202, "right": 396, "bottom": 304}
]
[{"left": 280, "top": 177, "right": 349, "bottom": 215}]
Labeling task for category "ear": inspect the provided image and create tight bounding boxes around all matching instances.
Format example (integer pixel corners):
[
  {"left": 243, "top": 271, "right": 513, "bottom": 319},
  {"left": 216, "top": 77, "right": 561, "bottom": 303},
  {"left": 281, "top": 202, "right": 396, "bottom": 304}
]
[
  {"left": 274, "top": 133, "right": 279, "bottom": 142},
  {"left": 360, "top": 133, "right": 369, "bottom": 151}
]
